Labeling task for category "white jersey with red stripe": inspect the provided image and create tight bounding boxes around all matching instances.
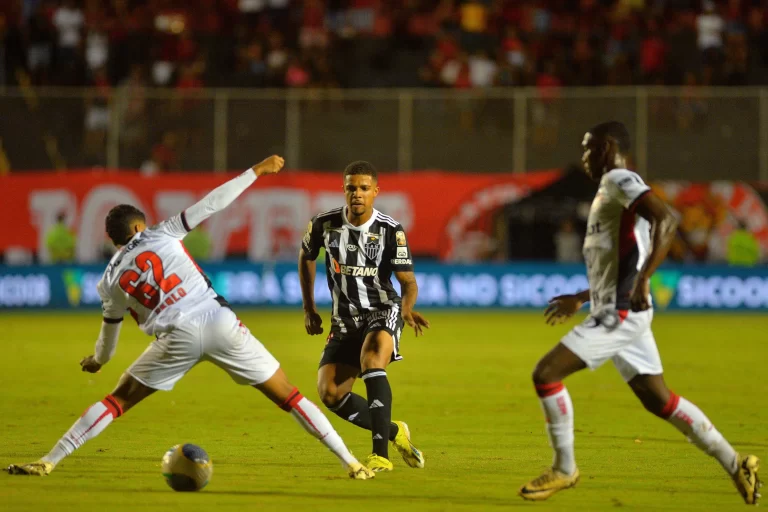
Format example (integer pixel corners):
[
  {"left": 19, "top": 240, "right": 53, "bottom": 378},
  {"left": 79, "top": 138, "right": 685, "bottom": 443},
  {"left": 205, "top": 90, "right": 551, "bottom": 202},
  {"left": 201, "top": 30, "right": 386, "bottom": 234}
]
[
  {"left": 97, "top": 214, "right": 222, "bottom": 336},
  {"left": 583, "top": 168, "right": 652, "bottom": 314}
]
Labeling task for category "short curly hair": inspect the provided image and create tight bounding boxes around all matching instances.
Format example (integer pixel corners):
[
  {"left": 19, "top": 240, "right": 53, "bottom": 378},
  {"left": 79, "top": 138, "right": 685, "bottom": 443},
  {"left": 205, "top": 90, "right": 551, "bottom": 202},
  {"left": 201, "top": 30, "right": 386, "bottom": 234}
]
[
  {"left": 343, "top": 160, "right": 378, "bottom": 182},
  {"left": 590, "top": 121, "right": 631, "bottom": 154},
  {"left": 105, "top": 204, "right": 146, "bottom": 246}
]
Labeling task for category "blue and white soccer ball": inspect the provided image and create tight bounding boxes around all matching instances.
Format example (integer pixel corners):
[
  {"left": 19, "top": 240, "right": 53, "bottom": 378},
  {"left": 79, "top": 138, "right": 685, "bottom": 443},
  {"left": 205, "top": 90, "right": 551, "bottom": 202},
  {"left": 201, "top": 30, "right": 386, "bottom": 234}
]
[{"left": 161, "top": 444, "right": 213, "bottom": 492}]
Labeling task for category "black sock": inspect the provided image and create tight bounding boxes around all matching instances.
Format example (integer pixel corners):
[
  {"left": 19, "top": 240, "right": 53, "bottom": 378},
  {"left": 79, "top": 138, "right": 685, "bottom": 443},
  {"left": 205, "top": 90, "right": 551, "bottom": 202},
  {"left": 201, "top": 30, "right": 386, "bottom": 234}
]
[
  {"left": 329, "top": 392, "right": 399, "bottom": 441},
  {"left": 361, "top": 368, "right": 393, "bottom": 458}
]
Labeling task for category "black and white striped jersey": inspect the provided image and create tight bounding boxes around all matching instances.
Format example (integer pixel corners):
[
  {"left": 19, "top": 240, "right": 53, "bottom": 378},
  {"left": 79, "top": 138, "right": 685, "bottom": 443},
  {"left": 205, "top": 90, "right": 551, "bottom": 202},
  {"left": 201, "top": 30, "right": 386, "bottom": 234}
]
[{"left": 302, "top": 207, "right": 414, "bottom": 330}]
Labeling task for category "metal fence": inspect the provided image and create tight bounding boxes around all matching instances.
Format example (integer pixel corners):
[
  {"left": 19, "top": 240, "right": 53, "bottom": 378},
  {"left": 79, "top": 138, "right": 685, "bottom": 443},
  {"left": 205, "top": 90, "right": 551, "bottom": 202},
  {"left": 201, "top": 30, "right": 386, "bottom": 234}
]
[{"left": 1, "top": 86, "right": 767, "bottom": 181}]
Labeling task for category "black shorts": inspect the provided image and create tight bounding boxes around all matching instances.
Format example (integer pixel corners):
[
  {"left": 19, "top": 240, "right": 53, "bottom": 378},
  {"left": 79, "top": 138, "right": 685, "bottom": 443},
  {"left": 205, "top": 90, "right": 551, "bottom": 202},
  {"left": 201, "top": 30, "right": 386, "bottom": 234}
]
[{"left": 319, "top": 308, "right": 405, "bottom": 370}]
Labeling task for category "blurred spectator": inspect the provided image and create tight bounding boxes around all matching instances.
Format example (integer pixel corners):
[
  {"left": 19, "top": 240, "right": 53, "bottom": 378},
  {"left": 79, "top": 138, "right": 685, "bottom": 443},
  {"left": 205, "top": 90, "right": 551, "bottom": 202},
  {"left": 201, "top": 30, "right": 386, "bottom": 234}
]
[
  {"left": 554, "top": 219, "right": 582, "bottom": 263},
  {"left": 3, "top": 1, "right": 768, "bottom": 91},
  {"left": 299, "top": 0, "right": 327, "bottom": 50},
  {"left": 460, "top": 0, "right": 492, "bottom": 54},
  {"left": 83, "top": 66, "right": 111, "bottom": 165},
  {"left": 52, "top": 0, "right": 84, "bottom": 83},
  {"left": 83, "top": 0, "right": 108, "bottom": 76},
  {"left": 176, "top": 63, "right": 204, "bottom": 97},
  {"left": 640, "top": 19, "right": 666, "bottom": 83},
  {"left": 697, "top": 1, "right": 724, "bottom": 63},
  {"left": 26, "top": 4, "right": 54, "bottom": 85},
  {"left": 440, "top": 50, "right": 471, "bottom": 89},
  {"left": 419, "top": 49, "right": 445, "bottom": 87},
  {"left": 285, "top": 54, "right": 310, "bottom": 87},
  {"left": 238, "top": 38, "right": 267, "bottom": 86},
  {"left": 727, "top": 220, "right": 760, "bottom": 267},
  {"left": 468, "top": 49, "right": 496, "bottom": 88},
  {"left": 46, "top": 212, "right": 76, "bottom": 263},
  {"left": 119, "top": 64, "right": 148, "bottom": 166},
  {"left": 501, "top": 27, "right": 525, "bottom": 69},
  {"left": 141, "top": 131, "right": 179, "bottom": 174},
  {"left": 266, "top": 30, "right": 288, "bottom": 85}
]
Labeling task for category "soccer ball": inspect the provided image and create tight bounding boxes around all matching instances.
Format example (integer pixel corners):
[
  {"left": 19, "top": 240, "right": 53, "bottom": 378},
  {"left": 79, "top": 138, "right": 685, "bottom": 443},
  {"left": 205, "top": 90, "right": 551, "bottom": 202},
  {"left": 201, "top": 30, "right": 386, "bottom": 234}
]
[{"left": 161, "top": 444, "right": 213, "bottom": 492}]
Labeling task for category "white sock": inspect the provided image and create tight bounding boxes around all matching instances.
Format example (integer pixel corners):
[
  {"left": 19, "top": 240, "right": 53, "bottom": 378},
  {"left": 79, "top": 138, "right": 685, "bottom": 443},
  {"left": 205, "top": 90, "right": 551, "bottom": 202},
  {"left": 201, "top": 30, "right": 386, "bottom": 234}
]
[
  {"left": 42, "top": 396, "right": 123, "bottom": 465},
  {"left": 537, "top": 383, "right": 576, "bottom": 475},
  {"left": 664, "top": 394, "right": 738, "bottom": 475},
  {"left": 282, "top": 391, "right": 356, "bottom": 466}
]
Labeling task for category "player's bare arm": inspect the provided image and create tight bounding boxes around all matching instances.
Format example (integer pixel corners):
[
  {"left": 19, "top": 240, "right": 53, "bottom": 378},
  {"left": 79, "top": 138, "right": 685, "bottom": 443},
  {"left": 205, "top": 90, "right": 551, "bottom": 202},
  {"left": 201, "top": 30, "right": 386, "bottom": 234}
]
[
  {"left": 298, "top": 247, "right": 324, "bottom": 335},
  {"left": 630, "top": 192, "right": 678, "bottom": 312},
  {"left": 395, "top": 271, "right": 430, "bottom": 337},
  {"left": 544, "top": 289, "right": 591, "bottom": 326}
]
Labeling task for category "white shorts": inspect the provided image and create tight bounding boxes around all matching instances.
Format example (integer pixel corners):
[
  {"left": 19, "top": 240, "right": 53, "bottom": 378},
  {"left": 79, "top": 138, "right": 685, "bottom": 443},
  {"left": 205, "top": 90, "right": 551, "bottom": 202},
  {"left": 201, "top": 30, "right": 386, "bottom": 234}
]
[
  {"left": 560, "top": 309, "right": 663, "bottom": 382},
  {"left": 128, "top": 307, "right": 280, "bottom": 391}
]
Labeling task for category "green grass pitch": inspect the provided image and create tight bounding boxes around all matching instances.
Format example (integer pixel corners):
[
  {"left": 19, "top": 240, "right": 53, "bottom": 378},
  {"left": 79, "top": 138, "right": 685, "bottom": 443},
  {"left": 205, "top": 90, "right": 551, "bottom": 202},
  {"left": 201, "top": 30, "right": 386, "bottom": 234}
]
[{"left": 0, "top": 310, "right": 765, "bottom": 511}]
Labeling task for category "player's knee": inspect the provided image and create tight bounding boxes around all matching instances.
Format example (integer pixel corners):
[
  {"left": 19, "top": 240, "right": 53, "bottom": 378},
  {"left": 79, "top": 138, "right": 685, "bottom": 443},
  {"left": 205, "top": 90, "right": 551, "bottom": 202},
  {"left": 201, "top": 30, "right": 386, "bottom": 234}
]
[
  {"left": 317, "top": 382, "right": 343, "bottom": 409},
  {"left": 532, "top": 359, "right": 557, "bottom": 385}
]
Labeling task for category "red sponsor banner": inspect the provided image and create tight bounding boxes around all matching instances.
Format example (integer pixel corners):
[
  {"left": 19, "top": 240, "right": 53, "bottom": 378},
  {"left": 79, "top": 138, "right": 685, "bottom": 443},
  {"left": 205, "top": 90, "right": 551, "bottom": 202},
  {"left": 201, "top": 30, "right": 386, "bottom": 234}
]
[{"left": 1, "top": 170, "right": 561, "bottom": 262}]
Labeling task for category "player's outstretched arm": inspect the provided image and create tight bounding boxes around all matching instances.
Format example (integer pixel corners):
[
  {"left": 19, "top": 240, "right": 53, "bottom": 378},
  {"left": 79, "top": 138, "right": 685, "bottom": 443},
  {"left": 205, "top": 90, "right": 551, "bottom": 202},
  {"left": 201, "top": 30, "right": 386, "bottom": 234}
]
[
  {"left": 395, "top": 271, "right": 430, "bottom": 337},
  {"left": 630, "top": 192, "right": 678, "bottom": 311},
  {"left": 299, "top": 248, "right": 323, "bottom": 335},
  {"left": 170, "top": 155, "right": 285, "bottom": 235}
]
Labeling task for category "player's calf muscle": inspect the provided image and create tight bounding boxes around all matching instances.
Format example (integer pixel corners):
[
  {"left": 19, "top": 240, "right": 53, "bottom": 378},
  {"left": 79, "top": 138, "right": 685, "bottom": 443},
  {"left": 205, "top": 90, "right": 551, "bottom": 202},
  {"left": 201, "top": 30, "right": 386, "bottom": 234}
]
[
  {"left": 109, "top": 374, "right": 155, "bottom": 412},
  {"left": 628, "top": 374, "right": 671, "bottom": 417}
]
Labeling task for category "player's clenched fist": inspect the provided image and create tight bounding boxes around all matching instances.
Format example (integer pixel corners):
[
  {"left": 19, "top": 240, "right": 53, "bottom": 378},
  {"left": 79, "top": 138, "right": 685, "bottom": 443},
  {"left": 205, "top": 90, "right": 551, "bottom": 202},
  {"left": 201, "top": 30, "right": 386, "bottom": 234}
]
[
  {"left": 253, "top": 155, "right": 285, "bottom": 176},
  {"left": 304, "top": 309, "right": 324, "bottom": 335},
  {"left": 80, "top": 355, "right": 102, "bottom": 373}
]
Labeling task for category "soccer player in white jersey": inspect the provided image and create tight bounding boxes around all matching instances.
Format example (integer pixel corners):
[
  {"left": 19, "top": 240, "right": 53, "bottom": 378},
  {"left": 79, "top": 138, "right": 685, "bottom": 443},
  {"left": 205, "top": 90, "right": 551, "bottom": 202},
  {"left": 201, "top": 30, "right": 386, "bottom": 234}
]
[
  {"left": 6, "top": 155, "right": 375, "bottom": 481},
  {"left": 518, "top": 122, "right": 761, "bottom": 504}
]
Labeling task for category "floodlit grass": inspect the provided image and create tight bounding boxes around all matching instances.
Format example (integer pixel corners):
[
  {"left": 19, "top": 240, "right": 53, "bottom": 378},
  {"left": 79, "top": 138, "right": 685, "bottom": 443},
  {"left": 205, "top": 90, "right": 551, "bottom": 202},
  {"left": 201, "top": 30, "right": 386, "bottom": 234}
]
[{"left": 1, "top": 310, "right": 765, "bottom": 511}]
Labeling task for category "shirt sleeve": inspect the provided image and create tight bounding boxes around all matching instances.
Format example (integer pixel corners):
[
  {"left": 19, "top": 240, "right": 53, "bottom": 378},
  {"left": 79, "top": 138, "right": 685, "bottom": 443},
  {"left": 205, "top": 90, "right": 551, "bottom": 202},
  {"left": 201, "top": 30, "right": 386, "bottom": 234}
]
[
  {"left": 94, "top": 321, "right": 122, "bottom": 365},
  {"left": 301, "top": 216, "right": 325, "bottom": 260},
  {"left": 608, "top": 170, "right": 651, "bottom": 210},
  {"left": 154, "top": 168, "right": 258, "bottom": 239},
  {"left": 387, "top": 224, "right": 415, "bottom": 272},
  {"left": 97, "top": 274, "right": 128, "bottom": 322}
]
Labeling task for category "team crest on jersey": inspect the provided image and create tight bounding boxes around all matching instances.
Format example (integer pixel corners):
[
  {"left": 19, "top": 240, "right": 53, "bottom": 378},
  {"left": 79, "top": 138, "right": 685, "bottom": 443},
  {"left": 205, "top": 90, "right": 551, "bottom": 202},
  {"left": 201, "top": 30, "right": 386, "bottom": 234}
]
[{"left": 364, "top": 233, "right": 381, "bottom": 260}]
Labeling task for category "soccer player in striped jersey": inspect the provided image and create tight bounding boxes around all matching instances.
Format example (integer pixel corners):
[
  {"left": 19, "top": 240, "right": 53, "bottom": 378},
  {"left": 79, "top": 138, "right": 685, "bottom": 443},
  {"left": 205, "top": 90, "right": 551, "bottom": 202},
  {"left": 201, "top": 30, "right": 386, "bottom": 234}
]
[
  {"left": 518, "top": 122, "right": 761, "bottom": 504},
  {"left": 7, "top": 156, "right": 375, "bottom": 481},
  {"left": 299, "top": 160, "right": 429, "bottom": 473}
]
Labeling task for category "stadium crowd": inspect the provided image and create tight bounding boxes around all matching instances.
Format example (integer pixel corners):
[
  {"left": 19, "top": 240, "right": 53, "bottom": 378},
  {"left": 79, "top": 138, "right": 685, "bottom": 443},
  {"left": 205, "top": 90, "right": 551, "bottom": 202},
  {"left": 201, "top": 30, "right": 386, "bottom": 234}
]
[{"left": 1, "top": 0, "right": 767, "bottom": 90}]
